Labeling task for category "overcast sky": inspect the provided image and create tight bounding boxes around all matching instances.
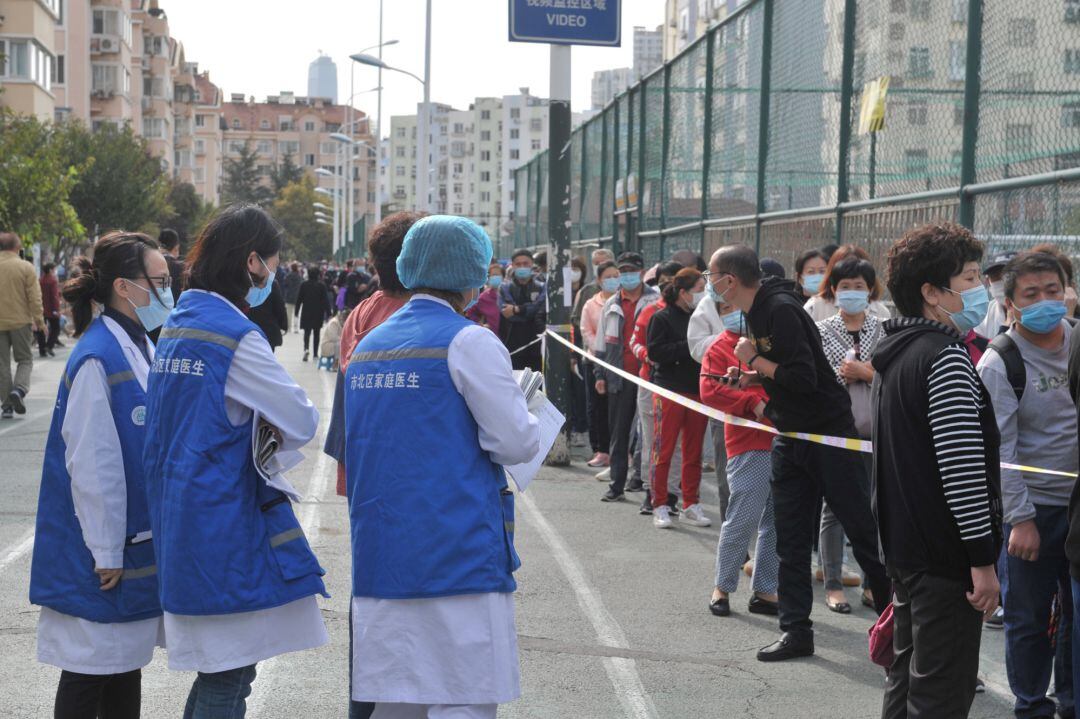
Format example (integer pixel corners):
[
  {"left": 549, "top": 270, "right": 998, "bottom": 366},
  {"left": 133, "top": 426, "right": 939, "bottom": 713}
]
[{"left": 166, "top": 0, "right": 664, "bottom": 137}]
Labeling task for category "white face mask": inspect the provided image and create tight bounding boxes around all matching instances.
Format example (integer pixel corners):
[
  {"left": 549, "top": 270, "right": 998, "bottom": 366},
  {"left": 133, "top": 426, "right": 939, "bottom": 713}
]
[
  {"left": 570, "top": 269, "right": 582, "bottom": 283},
  {"left": 690, "top": 291, "right": 706, "bottom": 309},
  {"left": 989, "top": 280, "right": 1006, "bottom": 303}
]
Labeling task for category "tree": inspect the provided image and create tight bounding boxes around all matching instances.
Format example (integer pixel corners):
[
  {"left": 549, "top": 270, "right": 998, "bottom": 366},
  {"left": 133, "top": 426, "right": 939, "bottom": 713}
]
[
  {"left": 160, "top": 179, "right": 215, "bottom": 245},
  {"left": 55, "top": 121, "right": 170, "bottom": 237},
  {"left": 271, "top": 153, "right": 305, "bottom": 194},
  {"left": 0, "top": 111, "right": 85, "bottom": 254},
  {"left": 221, "top": 140, "right": 272, "bottom": 207},
  {"left": 271, "top": 176, "right": 332, "bottom": 261}
]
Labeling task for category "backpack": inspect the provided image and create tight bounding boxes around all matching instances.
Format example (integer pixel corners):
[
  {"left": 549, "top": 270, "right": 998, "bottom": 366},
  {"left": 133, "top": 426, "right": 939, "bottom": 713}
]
[{"left": 985, "top": 316, "right": 1078, "bottom": 401}]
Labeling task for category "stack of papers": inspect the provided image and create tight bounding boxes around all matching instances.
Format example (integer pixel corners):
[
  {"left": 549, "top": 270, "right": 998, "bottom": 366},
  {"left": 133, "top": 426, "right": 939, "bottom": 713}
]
[
  {"left": 505, "top": 393, "right": 565, "bottom": 493},
  {"left": 250, "top": 411, "right": 304, "bottom": 502}
]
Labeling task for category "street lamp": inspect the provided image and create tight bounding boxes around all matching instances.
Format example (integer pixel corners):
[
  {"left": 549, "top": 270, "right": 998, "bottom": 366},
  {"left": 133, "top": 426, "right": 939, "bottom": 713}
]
[
  {"left": 352, "top": 0, "right": 430, "bottom": 214},
  {"left": 347, "top": 36, "right": 398, "bottom": 229},
  {"left": 330, "top": 133, "right": 358, "bottom": 256},
  {"left": 312, "top": 201, "right": 330, "bottom": 211},
  {"left": 314, "top": 169, "right": 340, "bottom": 253}
]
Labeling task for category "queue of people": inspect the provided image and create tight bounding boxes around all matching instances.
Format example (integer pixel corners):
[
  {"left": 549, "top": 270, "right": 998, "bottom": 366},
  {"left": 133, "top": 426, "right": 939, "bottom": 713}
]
[{"left": 21, "top": 199, "right": 1080, "bottom": 719}]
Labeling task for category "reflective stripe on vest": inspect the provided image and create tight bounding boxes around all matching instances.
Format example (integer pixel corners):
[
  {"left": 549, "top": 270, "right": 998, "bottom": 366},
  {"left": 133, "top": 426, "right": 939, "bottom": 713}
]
[
  {"left": 122, "top": 565, "right": 158, "bottom": 580},
  {"left": 269, "top": 527, "right": 304, "bottom": 548},
  {"left": 158, "top": 326, "right": 240, "bottom": 351},
  {"left": 350, "top": 347, "right": 449, "bottom": 365}
]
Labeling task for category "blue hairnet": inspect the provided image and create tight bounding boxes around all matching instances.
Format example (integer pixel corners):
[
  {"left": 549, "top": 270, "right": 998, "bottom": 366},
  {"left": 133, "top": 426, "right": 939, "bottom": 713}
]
[{"left": 396, "top": 215, "right": 493, "bottom": 291}]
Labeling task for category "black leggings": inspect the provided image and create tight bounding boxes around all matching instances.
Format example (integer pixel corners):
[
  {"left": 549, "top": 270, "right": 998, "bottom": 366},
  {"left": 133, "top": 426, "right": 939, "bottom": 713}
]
[
  {"left": 55, "top": 669, "right": 141, "bottom": 719},
  {"left": 303, "top": 327, "right": 321, "bottom": 353}
]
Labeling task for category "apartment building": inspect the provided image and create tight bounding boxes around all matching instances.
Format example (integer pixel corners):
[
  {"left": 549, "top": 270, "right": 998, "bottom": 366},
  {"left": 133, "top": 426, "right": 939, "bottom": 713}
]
[
  {"left": 190, "top": 70, "right": 223, "bottom": 204},
  {"left": 663, "top": 0, "right": 743, "bottom": 61},
  {"left": 222, "top": 92, "right": 376, "bottom": 228},
  {"left": 591, "top": 67, "right": 633, "bottom": 110},
  {"left": 0, "top": 0, "right": 60, "bottom": 121},
  {"left": 632, "top": 25, "right": 663, "bottom": 79}
]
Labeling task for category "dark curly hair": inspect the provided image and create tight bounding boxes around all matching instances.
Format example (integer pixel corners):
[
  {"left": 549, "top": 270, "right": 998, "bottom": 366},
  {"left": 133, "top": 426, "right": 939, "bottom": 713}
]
[
  {"left": 886, "top": 222, "right": 984, "bottom": 318},
  {"left": 368, "top": 211, "right": 426, "bottom": 295},
  {"left": 661, "top": 267, "right": 702, "bottom": 306}
]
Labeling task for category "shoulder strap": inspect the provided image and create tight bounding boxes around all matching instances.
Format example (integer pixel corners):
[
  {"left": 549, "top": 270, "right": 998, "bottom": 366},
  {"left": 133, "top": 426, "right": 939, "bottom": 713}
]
[{"left": 986, "top": 333, "right": 1025, "bottom": 401}]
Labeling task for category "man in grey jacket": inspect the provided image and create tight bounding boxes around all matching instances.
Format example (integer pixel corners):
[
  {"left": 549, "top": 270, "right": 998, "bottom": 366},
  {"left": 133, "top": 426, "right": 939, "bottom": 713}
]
[{"left": 978, "top": 251, "right": 1078, "bottom": 719}]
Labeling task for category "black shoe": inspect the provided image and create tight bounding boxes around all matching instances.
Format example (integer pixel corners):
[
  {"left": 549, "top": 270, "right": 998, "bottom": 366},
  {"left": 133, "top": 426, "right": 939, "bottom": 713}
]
[
  {"left": 47, "top": 349, "right": 55, "bottom": 357},
  {"left": 8, "top": 390, "right": 25, "bottom": 415},
  {"left": 303, "top": 351, "right": 309, "bottom": 362},
  {"left": 625, "top": 480, "right": 644, "bottom": 492},
  {"left": 1, "top": 407, "right": 12, "bottom": 419},
  {"left": 601, "top": 490, "right": 626, "bottom": 502},
  {"left": 709, "top": 597, "right": 731, "bottom": 617},
  {"left": 748, "top": 595, "right": 779, "bottom": 616},
  {"left": 757, "top": 632, "right": 814, "bottom": 662},
  {"left": 39, "top": 351, "right": 47, "bottom": 358},
  {"left": 53, "top": 340, "right": 65, "bottom": 348},
  {"left": 639, "top": 501, "right": 653, "bottom": 515},
  {"left": 826, "top": 598, "right": 852, "bottom": 614}
]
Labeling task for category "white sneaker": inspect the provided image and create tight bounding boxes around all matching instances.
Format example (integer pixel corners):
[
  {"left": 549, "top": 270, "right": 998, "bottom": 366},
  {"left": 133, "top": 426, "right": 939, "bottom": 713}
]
[
  {"left": 680, "top": 503, "right": 712, "bottom": 527},
  {"left": 653, "top": 505, "right": 673, "bottom": 528},
  {"left": 594, "top": 467, "right": 611, "bottom": 481}
]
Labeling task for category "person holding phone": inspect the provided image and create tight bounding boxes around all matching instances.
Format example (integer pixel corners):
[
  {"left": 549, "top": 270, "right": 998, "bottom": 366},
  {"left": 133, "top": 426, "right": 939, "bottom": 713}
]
[
  {"left": 31, "top": 232, "right": 169, "bottom": 718},
  {"left": 143, "top": 205, "right": 327, "bottom": 718}
]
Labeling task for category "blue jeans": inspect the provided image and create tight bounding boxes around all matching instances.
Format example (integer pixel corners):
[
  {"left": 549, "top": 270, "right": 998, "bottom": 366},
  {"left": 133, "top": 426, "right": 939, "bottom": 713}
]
[
  {"left": 182, "top": 664, "right": 257, "bottom": 719},
  {"left": 1003, "top": 505, "right": 1073, "bottom": 718}
]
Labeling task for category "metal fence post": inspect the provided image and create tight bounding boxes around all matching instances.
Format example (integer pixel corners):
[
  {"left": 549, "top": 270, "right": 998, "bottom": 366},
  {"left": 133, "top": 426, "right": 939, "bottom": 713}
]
[
  {"left": 600, "top": 108, "right": 609, "bottom": 249},
  {"left": 638, "top": 84, "right": 647, "bottom": 253},
  {"left": 834, "top": 0, "right": 858, "bottom": 243},
  {"left": 659, "top": 63, "right": 673, "bottom": 260},
  {"left": 701, "top": 28, "right": 715, "bottom": 260},
  {"left": 754, "top": 0, "right": 775, "bottom": 254},
  {"left": 959, "top": 0, "right": 984, "bottom": 229},
  {"left": 612, "top": 101, "right": 620, "bottom": 252}
]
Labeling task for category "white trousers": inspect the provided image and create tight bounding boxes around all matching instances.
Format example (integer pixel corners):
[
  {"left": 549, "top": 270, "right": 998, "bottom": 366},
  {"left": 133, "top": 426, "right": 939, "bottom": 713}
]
[{"left": 370, "top": 703, "right": 497, "bottom": 719}]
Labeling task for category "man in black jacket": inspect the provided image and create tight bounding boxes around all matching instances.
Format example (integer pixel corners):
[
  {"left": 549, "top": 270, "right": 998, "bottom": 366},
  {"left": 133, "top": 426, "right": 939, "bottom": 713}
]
[
  {"left": 708, "top": 245, "right": 889, "bottom": 662},
  {"left": 499, "top": 248, "right": 546, "bottom": 371}
]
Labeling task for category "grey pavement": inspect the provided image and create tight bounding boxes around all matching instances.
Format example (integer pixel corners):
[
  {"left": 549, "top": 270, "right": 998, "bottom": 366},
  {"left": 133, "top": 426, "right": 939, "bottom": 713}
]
[{"left": 0, "top": 330, "right": 1016, "bottom": 717}]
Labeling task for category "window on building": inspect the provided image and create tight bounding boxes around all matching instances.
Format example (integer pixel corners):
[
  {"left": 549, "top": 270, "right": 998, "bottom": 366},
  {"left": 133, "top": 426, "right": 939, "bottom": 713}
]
[
  {"left": 952, "top": 0, "right": 967, "bottom": 22},
  {"left": 395, "top": 185, "right": 405, "bottom": 196},
  {"left": 905, "top": 149, "right": 929, "bottom": 176},
  {"left": 305, "top": 154, "right": 316, "bottom": 166},
  {"left": 91, "top": 63, "right": 127, "bottom": 95},
  {"left": 530, "top": 118, "right": 542, "bottom": 132},
  {"left": 320, "top": 141, "right": 338, "bottom": 155},
  {"left": 228, "top": 140, "right": 246, "bottom": 154},
  {"left": 257, "top": 164, "right": 272, "bottom": 177},
  {"left": 51, "top": 54, "right": 65, "bottom": 84},
  {"left": 480, "top": 150, "right": 491, "bottom": 162},
  {"left": 480, "top": 191, "right": 491, "bottom": 202},
  {"left": 1066, "top": 50, "right": 1080, "bottom": 75},
  {"left": 510, "top": 149, "right": 520, "bottom": 160},
  {"left": 280, "top": 140, "right": 300, "bottom": 155},
  {"left": 531, "top": 139, "right": 541, "bottom": 150},
  {"left": 1008, "top": 18, "right": 1036, "bottom": 48},
  {"left": 396, "top": 127, "right": 406, "bottom": 138},
  {"left": 257, "top": 140, "right": 273, "bottom": 155},
  {"left": 888, "top": 23, "right": 905, "bottom": 41},
  {"left": 302, "top": 120, "right": 314, "bottom": 132},
  {"left": 3, "top": 40, "right": 53, "bottom": 91},
  {"left": 1008, "top": 72, "right": 1035, "bottom": 91},
  {"left": 1070, "top": 0, "right": 1080, "bottom": 24},
  {"left": 510, "top": 108, "right": 520, "bottom": 120},
  {"left": 480, "top": 130, "right": 491, "bottom": 141},
  {"left": 195, "top": 139, "right": 206, "bottom": 154},
  {"left": 453, "top": 162, "right": 463, "bottom": 175},
  {"left": 395, "top": 146, "right": 405, "bottom": 158},
  {"left": 260, "top": 119, "right": 270, "bottom": 130},
  {"left": 480, "top": 171, "right": 491, "bottom": 182},
  {"left": 510, "top": 129, "right": 519, "bottom": 139},
  {"left": 92, "top": 8, "right": 130, "bottom": 42},
  {"left": 481, "top": 110, "right": 491, "bottom": 120},
  {"left": 193, "top": 167, "right": 205, "bottom": 182},
  {"left": 142, "top": 117, "right": 167, "bottom": 139},
  {"left": 889, "top": 0, "right": 905, "bottom": 12},
  {"left": 909, "top": 0, "right": 929, "bottom": 20},
  {"left": 949, "top": 41, "right": 965, "bottom": 81},
  {"left": 143, "top": 76, "right": 168, "bottom": 98},
  {"left": 232, "top": 118, "right": 241, "bottom": 129},
  {"left": 1006, "top": 123, "right": 1033, "bottom": 154},
  {"left": 907, "top": 99, "right": 928, "bottom": 125},
  {"left": 907, "top": 47, "right": 931, "bottom": 78},
  {"left": 396, "top": 166, "right": 405, "bottom": 176},
  {"left": 195, "top": 114, "right": 206, "bottom": 127},
  {"left": 279, "top": 117, "right": 293, "bottom": 131},
  {"left": 325, "top": 122, "right": 340, "bottom": 132},
  {"left": 453, "top": 122, "right": 464, "bottom": 134}
]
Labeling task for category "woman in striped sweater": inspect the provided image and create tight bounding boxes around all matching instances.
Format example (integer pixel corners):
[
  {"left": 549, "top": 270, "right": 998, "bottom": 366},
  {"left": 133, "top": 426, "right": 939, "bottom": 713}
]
[{"left": 871, "top": 222, "right": 1003, "bottom": 719}]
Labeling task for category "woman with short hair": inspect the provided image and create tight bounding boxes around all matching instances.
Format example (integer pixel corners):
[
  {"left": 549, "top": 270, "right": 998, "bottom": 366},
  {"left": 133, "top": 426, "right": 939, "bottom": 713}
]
[{"left": 143, "top": 204, "right": 327, "bottom": 718}]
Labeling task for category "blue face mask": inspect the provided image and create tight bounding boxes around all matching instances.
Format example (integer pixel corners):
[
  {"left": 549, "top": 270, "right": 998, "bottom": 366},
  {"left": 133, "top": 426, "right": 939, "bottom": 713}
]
[
  {"left": 619, "top": 272, "right": 642, "bottom": 291},
  {"left": 940, "top": 284, "right": 990, "bottom": 334},
  {"left": 245, "top": 255, "right": 274, "bottom": 308},
  {"left": 126, "top": 281, "right": 174, "bottom": 331},
  {"left": 720, "top": 309, "right": 744, "bottom": 334},
  {"left": 488, "top": 275, "right": 503, "bottom": 289},
  {"left": 836, "top": 289, "right": 869, "bottom": 315},
  {"left": 601, "top": 277, "right": 620, "bottom": 294},
  {"left": 802, "top": 273, "right": 824, "bottom": 294},
  {"left": 513, "top": 267, "right": 533, "bottom": 281},
  {"left": 1018, "top": 299, "right": 1067, "bottom": 334},
  {"left": 463, "top": 288, "right": 482, "bottom": 313}
]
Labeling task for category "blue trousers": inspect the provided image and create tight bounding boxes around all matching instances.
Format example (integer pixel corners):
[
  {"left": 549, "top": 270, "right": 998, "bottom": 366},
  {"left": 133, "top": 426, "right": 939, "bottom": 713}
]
[
  {"left": 182, "top": 664, "right": 256, "bottom": 719},
  {"left": 1003, "top": 505, "right": 1073, "bottom": 718}
]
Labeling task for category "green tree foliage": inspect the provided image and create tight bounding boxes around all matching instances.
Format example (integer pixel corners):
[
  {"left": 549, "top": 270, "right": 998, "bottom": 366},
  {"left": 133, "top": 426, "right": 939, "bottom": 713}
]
[
  {"left": 160, "top": 178, "right": 215, "bottom": 246},
  {"left": 0, "top": 111, "right": 85, "bottom": 252},
  {"left": 55, "top": 121, "right": 170, "bottom": 236},
  {"left": 221, "top": 140, "right": 272, "bottom": 207},
  {"left": 271, "top": 153, "right": 305, "bottom": 195},
  {"left": 271, "top": 176, "right": 332, "bottom": 261}
]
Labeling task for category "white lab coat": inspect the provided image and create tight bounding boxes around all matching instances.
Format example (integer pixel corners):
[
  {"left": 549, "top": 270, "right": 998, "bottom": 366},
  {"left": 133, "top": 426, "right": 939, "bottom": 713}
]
[
  {"left": 161, "top": 290, "right": 327, "bottom": 673},
  {"left": 351, "top": 295, "right": 539, "bottom": 706},
  {"left": 36, "top": 315, "right": 165, "bottom": 675},
  {"left": 688, "top": 298, "right": 724, "bottom": 364}
]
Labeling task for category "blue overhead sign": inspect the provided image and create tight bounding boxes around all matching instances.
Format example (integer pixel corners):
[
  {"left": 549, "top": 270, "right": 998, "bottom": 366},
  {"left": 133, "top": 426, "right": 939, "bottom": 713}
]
[{"left": 509, "top": 0, "right": 621, "bottom": 47}]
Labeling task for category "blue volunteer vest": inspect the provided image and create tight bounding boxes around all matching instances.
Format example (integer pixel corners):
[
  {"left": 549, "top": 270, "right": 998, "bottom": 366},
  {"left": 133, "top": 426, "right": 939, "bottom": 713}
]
[
  {"left": 143, "top": 291, "right": 327, "bottom": 615},
  {"left": 29, "top": 318, "right": 161, "bottom": 623},
  {"left": 345, "top": 298, "right": 520, "bottom": 599}
]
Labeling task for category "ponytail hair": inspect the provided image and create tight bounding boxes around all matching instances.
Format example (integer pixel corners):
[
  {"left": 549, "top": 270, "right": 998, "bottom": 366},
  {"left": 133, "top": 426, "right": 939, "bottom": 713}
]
[
  {"left": 661, "top": 267, "right": 702, "bottom": 306},
  {"left": 62, "top": 231, "right": 158, "bottom": 336}
]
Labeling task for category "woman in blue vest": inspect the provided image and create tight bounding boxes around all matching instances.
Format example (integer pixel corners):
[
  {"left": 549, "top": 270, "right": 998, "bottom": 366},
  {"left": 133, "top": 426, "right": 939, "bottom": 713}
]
[
  {"left": 30, "top": 231, "right": 170, "bottom": 718},
  {"left": 345, "top": 215, "right": 541, "bottom": 719},
  {"left": 142, "top": 205, "right": 327, "bottom": 718}
]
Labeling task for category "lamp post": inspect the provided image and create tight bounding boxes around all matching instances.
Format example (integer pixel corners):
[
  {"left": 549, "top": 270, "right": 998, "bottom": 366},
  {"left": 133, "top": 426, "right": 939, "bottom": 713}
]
[
  {"left": 330, "top": 132, "right": 358, "bottom": 257},
  {"left": 353, "top": 1, "right": 430, "bottom": 212},
  {"left": 314, "top": 176, "right": 336, "bottom": 254},
  {"left": 347, "top": 38, "right": 397, "bottom": 228}
]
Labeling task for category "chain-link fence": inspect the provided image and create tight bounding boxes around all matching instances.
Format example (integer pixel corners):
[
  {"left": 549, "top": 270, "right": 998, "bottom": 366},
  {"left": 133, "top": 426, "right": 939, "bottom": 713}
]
[{"left": 513, "top": 0, "right": 1080, "bottom": 273}]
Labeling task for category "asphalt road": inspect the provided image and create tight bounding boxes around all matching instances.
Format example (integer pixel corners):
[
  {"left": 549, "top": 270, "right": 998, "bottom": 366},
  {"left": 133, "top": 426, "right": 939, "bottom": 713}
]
[{"left": 0, "top": 329, "right": 1016, "bottom": 718}]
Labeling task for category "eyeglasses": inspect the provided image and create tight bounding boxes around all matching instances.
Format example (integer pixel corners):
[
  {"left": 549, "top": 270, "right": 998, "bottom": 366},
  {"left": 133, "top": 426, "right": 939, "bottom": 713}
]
[
  {"left": 700, "top": 270, "right": 730, "bottom": 282},
  {"left": 129, "top": 275, "right": 171, "bottom": 291}
]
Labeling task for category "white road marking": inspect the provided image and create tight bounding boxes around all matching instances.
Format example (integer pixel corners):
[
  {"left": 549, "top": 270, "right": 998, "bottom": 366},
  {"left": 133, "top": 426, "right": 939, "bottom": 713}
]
[
  {"left": 0, "top": 528, "right": 35, "bottom": 574},
  {"left": 246, "top": 370, "right": 335, "bottom": 713},
  {"left": 517, "top": 491, "right": 658, "bottom": 719}
]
